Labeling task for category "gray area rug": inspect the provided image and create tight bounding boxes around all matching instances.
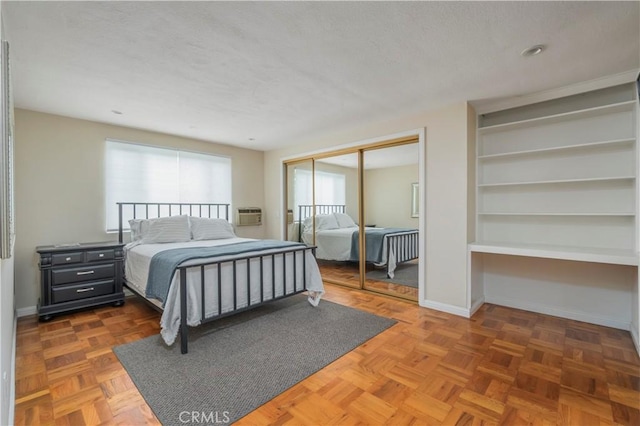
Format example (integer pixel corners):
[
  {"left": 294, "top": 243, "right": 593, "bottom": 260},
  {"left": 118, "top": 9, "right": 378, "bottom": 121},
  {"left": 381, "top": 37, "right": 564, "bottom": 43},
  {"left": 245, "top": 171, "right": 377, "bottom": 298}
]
[
  {"left": 114, "top": 295, "right": 396, "bottom": 425},
  {"left": 366, "top": 261, "right": 418, "bottom": 288}
]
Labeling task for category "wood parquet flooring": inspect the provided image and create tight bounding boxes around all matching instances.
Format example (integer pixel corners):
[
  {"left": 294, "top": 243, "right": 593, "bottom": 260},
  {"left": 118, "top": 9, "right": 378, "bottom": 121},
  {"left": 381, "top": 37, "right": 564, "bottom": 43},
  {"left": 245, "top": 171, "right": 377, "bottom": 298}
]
[
  {"left": 316, "top": 260, "right": 419, "bottom": 301},
  {"left": 14, "top": 284, "right": 640, "bottom": 425}
]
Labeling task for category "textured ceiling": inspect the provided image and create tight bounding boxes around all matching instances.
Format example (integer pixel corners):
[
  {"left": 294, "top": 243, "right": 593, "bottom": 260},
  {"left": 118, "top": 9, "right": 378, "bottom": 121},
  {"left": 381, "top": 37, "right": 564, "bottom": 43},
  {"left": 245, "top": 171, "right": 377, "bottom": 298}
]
[{"left": 3, "top": 1, "right": 639, "bottom": 151}]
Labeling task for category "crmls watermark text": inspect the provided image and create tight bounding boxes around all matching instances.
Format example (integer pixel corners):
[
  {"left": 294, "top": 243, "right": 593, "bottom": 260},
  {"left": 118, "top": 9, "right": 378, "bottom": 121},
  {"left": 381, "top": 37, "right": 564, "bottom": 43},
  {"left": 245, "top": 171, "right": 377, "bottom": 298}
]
[{"left": 179, "top": 411, "right": 231, "bottom": 424}]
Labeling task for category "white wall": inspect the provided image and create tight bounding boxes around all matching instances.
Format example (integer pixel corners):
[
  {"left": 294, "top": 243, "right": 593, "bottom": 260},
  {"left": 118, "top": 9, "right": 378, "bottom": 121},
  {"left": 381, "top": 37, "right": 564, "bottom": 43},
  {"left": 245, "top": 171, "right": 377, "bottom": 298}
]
[
  {"left": 423, "top": 103, "right": 474, "bottom": 310},
  {"left": 264, "top": 102, "right": 475, "bottom": 312},
  {"left": 482, "top": 253, "right": 637, "bottom": 330},
  {"left": 634, "top": 270, "right": 640, "bottom": 351},
  {"left": 364, "top": 163, "right": 418, "bottom": 228},
  {"left": 14, "top": 109, "right": 265, "bottom": 310},
  {"left": 0, "top": 257, "right": 14, "bottom": 426},
  {"left": 0, "top": 4, "right": 16, "bottom": 425}
]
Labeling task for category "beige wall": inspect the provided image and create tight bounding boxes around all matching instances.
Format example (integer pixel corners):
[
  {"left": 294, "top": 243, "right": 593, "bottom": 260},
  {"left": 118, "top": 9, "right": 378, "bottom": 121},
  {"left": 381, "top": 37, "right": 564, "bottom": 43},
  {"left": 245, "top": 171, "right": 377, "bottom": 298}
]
[
  {"left": 14, "top": 109, "right": 265, "bottom": 309},
  {"left": 424, "top": 103, "right": 474, "bottom": 308},
  {"left": 15, "top": 102, "right": 476, "bottom": 311},
  {"left": 264, "top": 102, "right": 475, "bottom": 311},
  {"left": 363, "top": 163, "right": 419, "bottom": 229}
]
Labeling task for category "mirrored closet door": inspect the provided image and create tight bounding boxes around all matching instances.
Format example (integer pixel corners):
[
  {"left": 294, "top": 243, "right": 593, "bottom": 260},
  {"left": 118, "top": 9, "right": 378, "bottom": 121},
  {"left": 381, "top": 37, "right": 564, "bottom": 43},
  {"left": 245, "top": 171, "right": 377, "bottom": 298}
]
[
  {"left": 311, "top": 152, "right": 361, "bottom": 289},
  {"left": 285, "top": 160, "right": 312, "bottom": 243},
  {"left": 283, "top": 137, "right": 421, "bottom": 300},
  {"left": 362, "top": 143, "right": 419, "bottom": 301}
]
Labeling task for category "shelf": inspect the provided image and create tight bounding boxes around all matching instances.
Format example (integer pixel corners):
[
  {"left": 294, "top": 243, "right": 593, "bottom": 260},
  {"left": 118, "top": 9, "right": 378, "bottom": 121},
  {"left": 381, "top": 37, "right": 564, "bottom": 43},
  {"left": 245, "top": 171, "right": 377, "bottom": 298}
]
[
  {"left": 478, "top": 176, "right": 635, "bottom": 188},
  {"left": 474, "top": 84, "right": 637, "bottom": 266},
  {"left": 478, "top": 100, "right": 636, "bottom": 134},
  {"left": 478, "top": 138, "right": 635, "bottom": 160},
  {"left": 468, "top": 242, "right": 638, "bottom": 266},
  {"left": 478, "top": 212, "right": 635, "bottom": 217}
]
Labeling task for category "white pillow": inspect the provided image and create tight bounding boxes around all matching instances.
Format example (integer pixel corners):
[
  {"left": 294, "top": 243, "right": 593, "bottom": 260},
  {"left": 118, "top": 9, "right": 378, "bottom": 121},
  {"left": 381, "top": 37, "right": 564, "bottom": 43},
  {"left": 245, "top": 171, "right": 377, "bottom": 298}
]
[
  {"left": 128, "top": 218, "right": 148, "bottom": 242},
  {"left": 315, "top": 214, "right": 339, "bottom": 231},
  {"left": 141, "top": 215, "right": 191, "bottom": 244},
  {"left": 334, "top": 212, "right": 357, "bottom": 228},
  {"left": 302, "top": 217, "right": 313, "bottom": 234},
  {"left": 190, "top": 216, "right": 236, "bottom": 240}
]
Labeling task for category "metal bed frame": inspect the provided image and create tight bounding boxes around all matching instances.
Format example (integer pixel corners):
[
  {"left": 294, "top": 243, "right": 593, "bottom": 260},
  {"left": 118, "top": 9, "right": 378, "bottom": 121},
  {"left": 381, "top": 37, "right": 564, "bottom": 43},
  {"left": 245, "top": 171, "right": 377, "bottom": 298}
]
[
  {"left": 117, "top": 202, "right": 316, "bottom": 354},
  {"left": 297, "top": 204, "right": 346, "bottom": 242},
  {"left": 297, "top": 204, "right": 418, "bottom": 276},
  {"left": 117, "top": 202, "right": 230, "bottom": 244}
]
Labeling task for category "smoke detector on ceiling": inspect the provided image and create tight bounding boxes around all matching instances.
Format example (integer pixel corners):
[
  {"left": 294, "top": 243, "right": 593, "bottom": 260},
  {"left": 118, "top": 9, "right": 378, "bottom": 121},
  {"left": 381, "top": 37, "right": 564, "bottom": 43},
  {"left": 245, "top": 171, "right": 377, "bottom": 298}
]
[{"left": 521, "top": 45, "right": 545, "bottom": 57}]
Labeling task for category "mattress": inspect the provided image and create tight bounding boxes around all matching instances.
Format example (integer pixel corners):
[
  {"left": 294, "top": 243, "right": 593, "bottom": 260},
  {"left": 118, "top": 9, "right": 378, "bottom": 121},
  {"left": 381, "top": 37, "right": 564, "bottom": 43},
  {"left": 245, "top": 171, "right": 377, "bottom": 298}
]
[
  {"left": 301, "top": 227, "right": 365, "bottom": 261},
  {"left": 302, "top": 227, "right": 421, "bottom": 278},
  {"left": 124, "top": 238, "right": 324, "bottom": 345}
]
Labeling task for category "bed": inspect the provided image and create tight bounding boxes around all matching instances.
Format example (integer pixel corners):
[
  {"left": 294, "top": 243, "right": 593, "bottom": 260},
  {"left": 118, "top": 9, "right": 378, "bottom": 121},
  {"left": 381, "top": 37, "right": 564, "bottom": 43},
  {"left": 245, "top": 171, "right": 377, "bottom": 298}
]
[
  {"left": 297, "top": 205, "right": 418, "bottom": 278},
  {"left": 117, "top": 202, "right": 324, "bottom": 354}
]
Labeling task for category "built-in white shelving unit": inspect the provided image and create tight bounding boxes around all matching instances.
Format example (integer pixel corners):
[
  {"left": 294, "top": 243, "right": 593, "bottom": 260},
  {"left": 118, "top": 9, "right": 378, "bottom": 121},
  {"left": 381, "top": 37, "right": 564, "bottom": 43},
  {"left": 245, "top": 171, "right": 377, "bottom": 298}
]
[
  {"left": 474, "top": 88, "right": 637, "bottom": 263},
  {"left": 468, "top": 81, "right": 639, "bottom": 350}
]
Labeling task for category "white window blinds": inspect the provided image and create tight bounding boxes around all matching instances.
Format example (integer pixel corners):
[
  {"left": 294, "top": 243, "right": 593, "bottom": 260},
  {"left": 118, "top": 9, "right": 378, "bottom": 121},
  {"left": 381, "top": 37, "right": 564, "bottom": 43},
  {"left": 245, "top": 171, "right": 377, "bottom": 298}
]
[
  {"left": 105, "top": 140, "right": 231, "bottom": 231},
  {"left": 293, "top": 169, "right": 345, "bottom": 218}
]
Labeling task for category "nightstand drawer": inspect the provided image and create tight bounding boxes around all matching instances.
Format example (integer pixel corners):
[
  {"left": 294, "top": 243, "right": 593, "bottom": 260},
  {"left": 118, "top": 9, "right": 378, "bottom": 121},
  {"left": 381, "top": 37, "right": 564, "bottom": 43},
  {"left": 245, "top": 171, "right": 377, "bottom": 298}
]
[
  {"left": 51, "top": 280, "right": 115, "bottom": 304},
  {"left": 51, "top": 252, "right": 83, "bottom": 265},
  {"left": 87, "top": 249, "right": 115, "bottom": 262},
  {"left": 37, "top": 241, "right": 125, "bottom": 321},
  {"left": 51, "top": 263, "right": 114, "bottom": 286}
]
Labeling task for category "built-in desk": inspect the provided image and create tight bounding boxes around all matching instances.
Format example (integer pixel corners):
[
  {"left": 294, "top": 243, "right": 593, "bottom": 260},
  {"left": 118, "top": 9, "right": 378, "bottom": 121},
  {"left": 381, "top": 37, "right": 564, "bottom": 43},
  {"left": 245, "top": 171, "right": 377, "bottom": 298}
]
[{"left": 467, "top": 243, "right": 639, "bottom": 354}]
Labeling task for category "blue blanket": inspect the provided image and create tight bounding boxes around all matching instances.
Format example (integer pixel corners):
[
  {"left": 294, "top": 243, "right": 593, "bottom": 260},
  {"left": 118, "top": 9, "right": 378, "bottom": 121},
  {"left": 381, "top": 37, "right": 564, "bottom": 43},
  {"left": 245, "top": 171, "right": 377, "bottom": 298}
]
[
  {"left": 350, "top": 228, "right": 415, "bottom": 263},
  {"left": 145, "top": 240, "right": 306, "bottom": 306}
]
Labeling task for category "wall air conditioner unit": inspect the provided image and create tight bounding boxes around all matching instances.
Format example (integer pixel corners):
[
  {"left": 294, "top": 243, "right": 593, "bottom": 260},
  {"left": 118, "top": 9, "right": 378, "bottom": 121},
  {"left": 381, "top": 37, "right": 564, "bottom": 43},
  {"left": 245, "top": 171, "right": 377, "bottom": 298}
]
[{"left": 236, "top": 207, "right": 262, "bottom": 226}]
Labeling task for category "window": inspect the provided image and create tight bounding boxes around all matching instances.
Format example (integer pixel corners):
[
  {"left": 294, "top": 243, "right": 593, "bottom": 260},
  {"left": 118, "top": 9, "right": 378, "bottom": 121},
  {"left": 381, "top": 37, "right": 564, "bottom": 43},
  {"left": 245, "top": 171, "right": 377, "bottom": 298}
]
[
  {"left": 105, "top": 140, "right": 231, "bottom": 231},
  {"left": 293, "top": 168, "right": 345, "bottom": 218}
]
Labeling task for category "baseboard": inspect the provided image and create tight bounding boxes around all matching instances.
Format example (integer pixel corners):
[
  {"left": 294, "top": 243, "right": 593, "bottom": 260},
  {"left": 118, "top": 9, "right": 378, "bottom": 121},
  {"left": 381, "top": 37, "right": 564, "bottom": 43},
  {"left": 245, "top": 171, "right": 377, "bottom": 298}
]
[
  {"left": 631, "top": 321, "right": 640, "bottom": 357},
  {"left": 420, "top": 299, "right": 470, "bottom": 318},
  {"left": 469, "top": 296, "right": 485, "bottom": 317},
  {"left": 485, "top": 295, "right": 630, "bottom": 331},
  {"left": 16, "top": 306, "right": 36, "bottom": 318},
  {"left": 9, "top": 313, "right": 16, "bottom": 426}
]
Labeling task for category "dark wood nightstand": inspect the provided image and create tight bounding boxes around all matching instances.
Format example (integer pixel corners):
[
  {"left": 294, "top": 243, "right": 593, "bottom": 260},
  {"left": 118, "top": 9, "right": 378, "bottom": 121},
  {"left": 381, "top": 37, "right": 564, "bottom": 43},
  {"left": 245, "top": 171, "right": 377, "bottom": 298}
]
[{"left": 37, "top": 241, "right": 125, "bottom": 321}]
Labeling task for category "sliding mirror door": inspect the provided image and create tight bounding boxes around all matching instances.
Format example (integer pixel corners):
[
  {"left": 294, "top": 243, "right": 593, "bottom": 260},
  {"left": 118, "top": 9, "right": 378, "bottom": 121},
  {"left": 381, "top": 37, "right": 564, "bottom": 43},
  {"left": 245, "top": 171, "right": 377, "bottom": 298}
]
[
  {"left": 285, "top": 160, "right": 313, "bottom": 242},
  {"left": 362, "top": 143, "right": 419, "bottom": 300},
  {"left": 283, "top": 136, "right": 421, "bottom": 299},
  {"left": 312, "top": 153, "right": 360, "bottom": 288}
]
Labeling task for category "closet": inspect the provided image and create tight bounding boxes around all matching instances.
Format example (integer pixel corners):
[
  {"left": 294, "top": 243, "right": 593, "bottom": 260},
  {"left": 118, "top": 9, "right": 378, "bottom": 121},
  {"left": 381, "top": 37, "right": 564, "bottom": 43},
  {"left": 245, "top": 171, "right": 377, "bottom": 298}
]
[
  {"left": 284, "top": 137, "right": 421, "bottom": 300},
  {"left": 468, "top": 82, "right": 639, "bottom": 346}
]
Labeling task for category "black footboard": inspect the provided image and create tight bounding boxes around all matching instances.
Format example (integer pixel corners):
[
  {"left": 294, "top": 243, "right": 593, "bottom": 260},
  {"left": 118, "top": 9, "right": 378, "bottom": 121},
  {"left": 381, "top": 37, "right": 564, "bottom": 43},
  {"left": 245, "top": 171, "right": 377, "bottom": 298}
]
[
  {"left": 116, "top": 201, "right": 319, "bottom": 354},
  {"left": 386, "top": 231, "right": 419, "bottom": 276},
  {"left": 177, "top": 245, "right": 316, "bottom": 354}
]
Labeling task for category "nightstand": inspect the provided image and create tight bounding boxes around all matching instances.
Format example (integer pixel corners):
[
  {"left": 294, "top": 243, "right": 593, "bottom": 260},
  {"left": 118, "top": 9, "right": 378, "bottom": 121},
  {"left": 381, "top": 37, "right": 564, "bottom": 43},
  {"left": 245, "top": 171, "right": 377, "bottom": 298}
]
[{"left": 37, "top": 241, "right": 125, "bottom": 321}]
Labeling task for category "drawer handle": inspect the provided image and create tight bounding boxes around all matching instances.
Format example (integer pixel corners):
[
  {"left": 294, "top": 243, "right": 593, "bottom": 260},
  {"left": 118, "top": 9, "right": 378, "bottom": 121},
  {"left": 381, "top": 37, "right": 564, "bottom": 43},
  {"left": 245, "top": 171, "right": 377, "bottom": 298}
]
[
  {"left": 76, "top": 270, "right": 95, "bottom": 276},
  {"left": 65, "top": 257, "right": 71, "bottom": 261},
  {"left": 76, "top": 287, "right": 94, "bottom": 293},
  {"left": 98, "top": 254, "right": 104, "bottom": 258}
]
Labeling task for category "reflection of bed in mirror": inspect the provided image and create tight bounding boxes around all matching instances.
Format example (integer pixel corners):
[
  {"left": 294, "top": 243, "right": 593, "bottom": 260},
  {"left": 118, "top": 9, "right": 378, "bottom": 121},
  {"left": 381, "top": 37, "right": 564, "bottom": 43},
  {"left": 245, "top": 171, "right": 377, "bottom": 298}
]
[{"left": 297, "top": 205, "right": 418, "bottom": 278}]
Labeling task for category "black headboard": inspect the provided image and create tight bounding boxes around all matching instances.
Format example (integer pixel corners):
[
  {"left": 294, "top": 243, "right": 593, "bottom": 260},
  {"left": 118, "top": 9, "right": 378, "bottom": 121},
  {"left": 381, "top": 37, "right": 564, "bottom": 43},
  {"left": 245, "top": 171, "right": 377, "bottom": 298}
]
[
  {"left": 297, "top": 204, "right": 346, "bottom": 241},
  {"left": 297, "top": 204, "right": 346, "bottom": 221},
  {"left": 117, "top": 202, "right": 230, "bottom": 243}
]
